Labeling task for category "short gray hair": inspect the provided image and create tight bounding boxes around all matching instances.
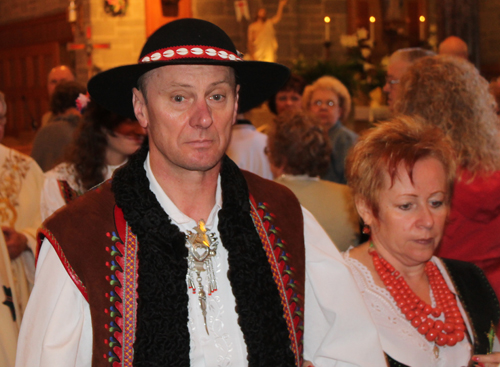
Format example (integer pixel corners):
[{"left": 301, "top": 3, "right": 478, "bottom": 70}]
[{"left": 390, "top": 47, "right": 436, "bottom": 64}]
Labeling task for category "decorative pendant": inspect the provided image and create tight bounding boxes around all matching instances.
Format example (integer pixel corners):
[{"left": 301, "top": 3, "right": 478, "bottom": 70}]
[
  {"left": 186, "top": 220, "right": 218, "bottom": 334},
  {"left": 433, "top": 345, "right": 439, "bottom": 359}
]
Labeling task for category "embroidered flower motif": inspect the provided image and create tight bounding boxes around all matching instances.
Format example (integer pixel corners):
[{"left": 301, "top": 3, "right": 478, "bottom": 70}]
[
  {"left": 251, "top": 201, "right": 305, "bottom": 366},
  {"left": 75, "top": 93, "right": 90, "bottom": 114},
  {"left": 103, "top": 230, "right": 124, "bottom": 365},
  {"left": 0, "top": 149, "right": 31, "bottom": 227}
]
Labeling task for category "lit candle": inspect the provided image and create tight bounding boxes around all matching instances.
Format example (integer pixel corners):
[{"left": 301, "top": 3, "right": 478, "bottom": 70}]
[
  {"left": 419, "top": 16, "right": 426, "bottom": 41},
  {"left": 369, "top": 16, "right": 376, "bottom": 43},
  {"left": 324, "top": 16, "right": 331, "bottom": 42}
]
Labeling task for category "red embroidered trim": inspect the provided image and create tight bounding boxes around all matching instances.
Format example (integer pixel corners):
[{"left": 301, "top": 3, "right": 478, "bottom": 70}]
[
  {"left": 56, "top": 180, "right": 80, "bottom": 205},
  {"left": 140, "top": 45, "right": 242, "bottom": 63},
  {"left": 103, "top": 206, "right": 138, "bottom": 366},
  {"left": 248, "top": 195, "right": 304, "bottom": 367},
  {"left": 38, "top": 226, "right": 89, "bottom": 302}
]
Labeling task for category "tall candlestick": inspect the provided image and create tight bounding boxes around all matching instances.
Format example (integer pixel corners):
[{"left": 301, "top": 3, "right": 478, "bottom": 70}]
[
  {"left": 369, "top": 16, "right": 375, "bottom": 43},
  {"left": 324, "top": 16, "right": 331, "bottom": 42},
  {"left": 419, "top": 16, "right": 426, "bottom": 41}
]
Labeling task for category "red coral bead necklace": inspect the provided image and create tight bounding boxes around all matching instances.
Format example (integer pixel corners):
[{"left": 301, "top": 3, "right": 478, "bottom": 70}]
[{"left": 369, "top": 244, "right": 466, "bottom": 349}]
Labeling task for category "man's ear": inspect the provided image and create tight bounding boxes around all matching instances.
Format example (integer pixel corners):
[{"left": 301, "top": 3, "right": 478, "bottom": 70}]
[
  {"left": 232, "top": 85, "right": 240, "bottom": 126},
  {"left": 132, "top": 88, "right": 148, "bottom": 129},
  {"left": 355, "top": 196, "right": 375, "bottom": 227}
]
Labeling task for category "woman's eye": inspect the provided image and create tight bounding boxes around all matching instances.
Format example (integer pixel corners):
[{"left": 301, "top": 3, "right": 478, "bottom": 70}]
[
  {"left": 430, "top": 200, "right": 443, "bottom": 208},
  {"left": 398, "top": 203, "right": 412, "bottom": 210}
]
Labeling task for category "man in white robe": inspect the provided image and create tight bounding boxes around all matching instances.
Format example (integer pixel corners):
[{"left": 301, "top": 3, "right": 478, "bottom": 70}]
[{"left": 0, "top": 91, "right": 44, "bottom": 367}]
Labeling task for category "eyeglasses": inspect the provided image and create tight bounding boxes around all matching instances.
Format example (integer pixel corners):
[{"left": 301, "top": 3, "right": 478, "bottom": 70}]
[
  {"left": 312, "top": 100, "right": 338, "bottom": 108},
  {"left": 385, "top": 77, "right": 400, "bottom": 86}
]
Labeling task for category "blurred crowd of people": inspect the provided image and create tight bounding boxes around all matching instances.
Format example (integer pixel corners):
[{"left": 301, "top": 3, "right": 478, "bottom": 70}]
[{"left": 1, "top": 20, "right": 500, "bottom": 367}]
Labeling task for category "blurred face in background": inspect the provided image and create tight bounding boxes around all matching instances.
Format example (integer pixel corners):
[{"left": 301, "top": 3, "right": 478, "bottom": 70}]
[
  {"left": 47, "top": 66, "right": 75, "bottom": 97},
  {"left": 308, "top": 88, "right": 341, "bottom": 129},
  {"left": 106, "top": 120, "right": 146, "bottom": 163},
  {"left": 383, "top": 59, "right": 410, "bottom": 110},
  {"left": 275, "top": 90, "right": 302, "bottom": 115}
]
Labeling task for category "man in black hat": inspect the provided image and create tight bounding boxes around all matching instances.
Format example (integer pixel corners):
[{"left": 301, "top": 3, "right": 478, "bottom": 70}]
[{"left": 16, "top": 19, "right": 385, "bottom": 367}]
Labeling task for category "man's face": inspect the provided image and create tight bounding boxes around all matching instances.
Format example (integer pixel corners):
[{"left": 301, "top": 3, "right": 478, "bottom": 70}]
[
  {"left": 383, "top": 59, "right": 410, "bottom": 110},
  {"left": 133, "top": 64, "right": 238, "bottom": 175},
  {"left": 47, "top": 66, "right": 75, "bottom": 97},
  {"left": 257, "top": 8, "right": 267, "bottom": 20}
]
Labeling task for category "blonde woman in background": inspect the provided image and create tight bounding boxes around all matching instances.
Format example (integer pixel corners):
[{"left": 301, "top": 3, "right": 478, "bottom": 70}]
[{"left": 303, "top": 76, "right": 357, "bottom": 184}]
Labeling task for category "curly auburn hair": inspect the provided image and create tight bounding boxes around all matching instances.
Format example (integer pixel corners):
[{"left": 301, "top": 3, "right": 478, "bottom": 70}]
[
  {"left": 394, "top": 55, "right": 500, "bottom": 175},
  {"left": 65, "top": 101, "right": 137, "bottom": 190},
  {"left": 50, "top": 81, "right": 86, "bottom": 115},
  {"left": 267, "top": 111, "right": 331, "bottom": 177},
  {"left": 302, "top": 75, "right": 351, "bottom": 122},
  {"left": 346, "top": 115, "right": 456, "bottom": 218}
]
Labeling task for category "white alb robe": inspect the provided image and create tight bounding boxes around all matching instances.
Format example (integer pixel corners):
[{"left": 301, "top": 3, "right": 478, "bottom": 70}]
[{"left": 0, "top": 144, "right": 44, "bottom": 367}]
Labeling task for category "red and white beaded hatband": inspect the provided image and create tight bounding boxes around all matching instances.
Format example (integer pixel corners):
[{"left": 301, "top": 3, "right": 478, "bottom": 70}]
[{"left": 140, "top": 45, "right": 242, "bottom": 63}]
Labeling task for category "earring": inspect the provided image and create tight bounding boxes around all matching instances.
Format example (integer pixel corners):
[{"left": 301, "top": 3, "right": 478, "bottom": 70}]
[{"left": 362, "top": 224, "right": 370, "bottom": 235}]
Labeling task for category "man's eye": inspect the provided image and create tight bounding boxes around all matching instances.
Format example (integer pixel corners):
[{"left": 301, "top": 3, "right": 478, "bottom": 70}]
[
  {"left": 212, "top": 94, "right": 224, "bottom": 101},
  {"left": 173, "top": 95, "right": 185, "bottom": 102}
]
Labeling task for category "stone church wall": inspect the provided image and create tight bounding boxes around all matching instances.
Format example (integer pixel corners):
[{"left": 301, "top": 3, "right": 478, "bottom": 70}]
[
  {"left": 480, "top": 0, "right": 500, "bottom": 76},
  {"left": 194, "top": 0, "right": 348, "bottom": 68},
  {"left": 1, "top": 0, "right": 498, "bottom": 78},
  {"left": 0, "top": 0, "right": 67, "bottom": 25}
]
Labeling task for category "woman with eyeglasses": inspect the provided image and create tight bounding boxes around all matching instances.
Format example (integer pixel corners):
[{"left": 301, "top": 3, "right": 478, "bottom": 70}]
[
  {"left": 303, "top": 75, "right": 357, "bottom": 184},
  {"left": 41, "top": 100, "right": 146, "bottom": 220}
]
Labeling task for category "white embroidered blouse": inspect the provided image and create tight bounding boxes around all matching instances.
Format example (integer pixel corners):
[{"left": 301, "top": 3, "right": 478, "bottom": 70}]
[
  {"left": 343, "top": 249, "right": 473, "bottom": 367},
  {"left": 41, "top": 162, "right": 123, "bottom": 221}
]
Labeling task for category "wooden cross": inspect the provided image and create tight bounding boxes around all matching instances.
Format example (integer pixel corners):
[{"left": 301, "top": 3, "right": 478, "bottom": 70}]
[{"left": 67, "top": 26, "right": 110, "bottom": 80}]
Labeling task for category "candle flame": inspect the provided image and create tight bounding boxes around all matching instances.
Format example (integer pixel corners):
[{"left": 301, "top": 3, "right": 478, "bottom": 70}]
[
  {"left": 324, "top": 16, "right": 331, "bottom": 24},
  {"left": 369, "top": 16, "right": 376, "bottom": 23},
  {"left": 419, "top": 16, "right": 425, "bottom": 22}
]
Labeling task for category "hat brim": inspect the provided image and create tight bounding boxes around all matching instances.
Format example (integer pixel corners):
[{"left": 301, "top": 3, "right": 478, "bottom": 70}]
[{"left": 88, "top": 59, "right": 290, "bottom": 119}]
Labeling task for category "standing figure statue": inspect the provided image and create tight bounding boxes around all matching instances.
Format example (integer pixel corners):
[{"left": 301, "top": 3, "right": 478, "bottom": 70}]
[{"left": 247, "top": 0, "right": 288, "bottom": 62}]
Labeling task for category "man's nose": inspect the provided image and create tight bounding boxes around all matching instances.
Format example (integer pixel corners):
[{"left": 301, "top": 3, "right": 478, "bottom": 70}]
[{"left": 190, "top": 99, "right": 213, "bottom": 129}]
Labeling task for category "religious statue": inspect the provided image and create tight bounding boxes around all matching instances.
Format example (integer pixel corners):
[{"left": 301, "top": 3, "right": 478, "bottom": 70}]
[{"left": 247, "top": 0, "right": 288, "bottom": 62}]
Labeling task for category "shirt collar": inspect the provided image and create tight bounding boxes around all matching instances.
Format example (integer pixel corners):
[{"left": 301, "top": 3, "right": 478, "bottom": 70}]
[{"left": 144, "top": 153, "right": 222, "bottom": 228}]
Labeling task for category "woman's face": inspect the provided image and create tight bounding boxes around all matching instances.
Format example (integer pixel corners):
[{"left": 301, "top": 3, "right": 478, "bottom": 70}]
[
  {"left": 360, "top": 157, "right": 449, "bottom": 268},
  {"left": 275, "top": 90, "right": 302, "bottom": 115},
  {"left": 308, "top": 88, "right": 342, "bottom": 129},
  {"left": 106, "top": 120, "right": 146, "bottom": 160}
]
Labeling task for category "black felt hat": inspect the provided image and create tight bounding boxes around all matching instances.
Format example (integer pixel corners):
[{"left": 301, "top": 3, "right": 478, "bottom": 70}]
[{"left": 87, "top": 18, "right": 290, "bottom": 118}]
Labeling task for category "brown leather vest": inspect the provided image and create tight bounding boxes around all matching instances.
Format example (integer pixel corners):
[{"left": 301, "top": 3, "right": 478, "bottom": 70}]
[{"left": 39, "top": 171, "right": 306, "bottom": 367}]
